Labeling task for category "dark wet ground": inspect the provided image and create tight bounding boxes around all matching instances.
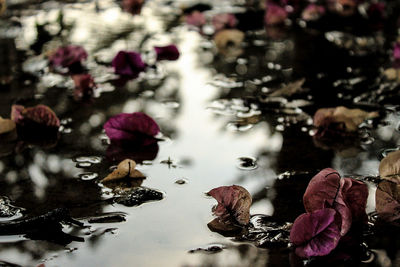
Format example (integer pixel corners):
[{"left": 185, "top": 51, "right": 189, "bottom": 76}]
[{"left": 1, "top": 0, "right": 400, "bottom": 266}]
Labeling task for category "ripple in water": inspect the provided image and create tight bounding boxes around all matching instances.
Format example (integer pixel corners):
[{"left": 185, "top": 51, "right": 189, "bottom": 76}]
[
  {"left": 78, "top": 172, "right": 99, "bottom": 181},
  {"left": 237, "top": 157, "right": 258, "bottom": 170}
]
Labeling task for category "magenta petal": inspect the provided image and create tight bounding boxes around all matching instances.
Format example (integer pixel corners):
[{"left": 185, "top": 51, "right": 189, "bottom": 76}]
[
  {"left": 264, "top": 3, "right": 288, "bottom": 26},
  {"left": 49, "top": 45, "right": 88, "bottom": 68},
  {"left": 154, "top": 45, "right": 180, "bottom": 61},
  {"left": 303, "top": 168, "right": 352, "bottom": 236},
  {"left": 104, "top": 112, "right": 160, "bottom": 145},
  {"left": 111, "top": 51, "right": 147, "bottom": 78},
  {"left": 394, "top": 43, "right": 400, "bottom": 61},
  {"left": 290, "top": 208, "right": 341, "bottom": 258},
  {"left": 343, "top": 178, "right": 369, "bottom": 222}
]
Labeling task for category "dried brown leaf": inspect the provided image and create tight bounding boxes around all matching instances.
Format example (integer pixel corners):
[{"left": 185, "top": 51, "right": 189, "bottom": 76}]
[
  {"left": 269, "top": 78, "right": 306, "bottom": 97},
  {"left": 376, "top": 180, "right": 400, "bottom": 222},
  {"left": 0, "top": 117, "right": 16, "bottom": 135},
  {"left": 102, "top": 159, "right": 145, "bottom": 183},
  {"left": 314, "top": 106, "right": 378, "bottom": 132},
  {"left": 379, "top": 150, "right": 400, "bottom": 182}
]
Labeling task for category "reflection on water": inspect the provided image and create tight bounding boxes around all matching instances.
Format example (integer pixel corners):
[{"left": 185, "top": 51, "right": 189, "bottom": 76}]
[{"left": 1, "top": 0, "right": 400, "bottom": 266}]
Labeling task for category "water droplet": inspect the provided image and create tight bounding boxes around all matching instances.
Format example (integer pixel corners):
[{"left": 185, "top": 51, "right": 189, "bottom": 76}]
[
  {"left": 61, "top": 128, "right": 72, "bottom": 134},
  {"left": 275, "top": 125, "right": 285, "bottom": 131},
  {"left": 381, "top": 148, "right": 399, "bottom": 158},
  {"left": 360, "top": 136, "right": 375, "bottom": 145},
  {"left": 227, "top": 123, "right": 254, "bottom": 132},
  {"left": 189, "top": 244, "right": 225, "bottom": 254},
  {"left": 175, "top": 179, "right": 187, "bottom": 185},
  {"left": 60, "top": 118, "right": 73, "bottom": 125},
  {"left": 163, "top": 101, "right": 180, "bottom": 109},
  {"left": 73, "top": 156, "right": 102, "bottom": 164},
  {"left": 76, "top": 162, "right": 93, "bottom": 168},
  {"left": 237, "top": 157, "right": 258, "bottom": 170},
  {"left": 78, "top": 172, "right": 99, "bottom": 180}
]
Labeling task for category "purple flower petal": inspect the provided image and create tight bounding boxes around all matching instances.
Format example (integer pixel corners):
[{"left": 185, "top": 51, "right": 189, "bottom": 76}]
[
  {"left": 72, "top": 74, "right": 96, "bottom": 100},
  {"left": 212, "top": 13, "right": 237, "bottom": 32},
  {"left": 49, "top": 45, "right": 88, "bottom": 68},
  {"left": 122, "top": 0, "right": 145, "bottom": 15},
  {"left": 264, "top": 3, "right": 287, "bottom": 26},
  {"left": 342, "top": 177, "right": 369, "bottom": 223},
  {"left": 303, "top": 168, "right": 352, "bottom": 236},
  {"left": 112, "top": 51, "right": 147, "bottom": 78},
  {"left": 154, "top": 45, "right": 180, "bottom": 61},
  {"left": 104, "top": 112, "right": 160, "bottom": 145},
  {"left": 290, "top": 208, "right": 341, "bottom": 258},
  {"left": 208, "top": 185, "right": 252, "bottom": 226}
]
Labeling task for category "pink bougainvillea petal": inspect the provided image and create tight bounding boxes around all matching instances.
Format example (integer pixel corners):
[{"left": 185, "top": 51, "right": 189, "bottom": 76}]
[
  {"left": 303, "top": 168, "right": 352, "bottom": 236},
  {"left": 208, "top": 185, "right": 252, "bottom": 226},
  {"left": 342, "top": 178, "right": 369, "bottom": 223},
  {"left": 290, "top": 208, "right": 341, "bottom": 258},
  {"left": 111, "top": 51, "right": 147, "bottom": 78},
  {"left": 11, "top": 104, "right": 60, "bottom": 128},
  {"left": 122, "top": 0, "right": 145, "bottom": 15},
  {"left": 72, "top": 74, "right": 96, "bottom": 100},
  {"left": 103, "top": 112, "right": 160, "bottom": 145},
  {"left": 49, "top": 45, "right": 88, "bottom": 69},
  {"left": 185, "top": 11, "right": 206, "bottom": 27},
  {"left": 212, "top": 13, "right": 237, "bottom": 32},
  {"left": 264, "top": 3, "right": 288, "bottom": 26},
  {"left": 154, "top": 45, "right": 180, "bottom": 61}
]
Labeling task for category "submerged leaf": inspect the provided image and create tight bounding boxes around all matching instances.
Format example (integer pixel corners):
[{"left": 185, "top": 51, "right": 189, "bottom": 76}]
[
  {"left": 303, "top": 168, "right": 351, "bottom": 236},
  {"left": 379, "top": 150, "right": 400, "bottom": 182},
  {"left": 313, "top": 106, "right": 378, "bottom": 133},
  {"left": 103, "top": 112, "right": 160, "bottom": 145},
  {"left": 11, "top": 104, "right": 60, "bottom": 128},
  {"left": 269, "top": 78, "right": 306, "bottom": 97},
  {"left": 102, "top": 159, "right": 145, "bottom": 183},
  {"left": 208, "top": 185, "right": 252, "bottom": 226},
  {"left": 113, "top": 187, "right": 163, "bottom": 207},
  {"left": 376, "top": 180, "right": 400, "bottom": 222},
  {"left": 290, "top": 208, "right": 341, "bottom": 258},
  {"left": 111, "top": 51, "right": 147, "bottom": 78}
]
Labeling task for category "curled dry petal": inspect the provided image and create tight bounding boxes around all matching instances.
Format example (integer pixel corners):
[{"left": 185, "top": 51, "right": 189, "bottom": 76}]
[
  {"left": 207, "top": 185, "right": 252, "bottom": 226},
  {"left": 72, "top": 74, "right": 96, "bottom": 100},
  {"left": 342, "top": 178, "right": 368, "bottom": 223},
  {"left": 185, "top": 11, "right": 206, "bottom": 27},
  {"left": 290, "top": 208, "right": 341, "bottom": 258},
  {"left": 264, "top": 3, "right": 287, "bottom": 26},
  {"left": 313, "top": 106, "right": 378, "bottom": 133},
  {"left": 112, "top": 51, "right": 147, "bottom": 78},
  {"left": 214, "top": 29, "right": 244, "bottom": 59},
  {"left": 0, "top": 117, "right": 16, "bottom": 135},
  {"left": 102, "top": 159, "right": 145, "bottom": 183},
  {"left": 212, "top": 13, "right": 237, "bottom": 32},
  {"left": 303, "top": 168, "right": 351, "bottom": 236},
  {"left": 154, "top": 45, "right": 180, "bottom": 61},
  {"left": 376, "top": 180, "right": 400, "bottom": 222},
  {"left": 103, "top": 112, "right": 160, "bottom": 145},
  {"left": 49, "top": 45, "right": 88, "bottom": 68},
  {"left": 379, "top": 150, "right": 400, "bottom": 182},
  {"left": 11, "top": 104, "right": 60, "bottom": 128},
  {"left": 122, "top": 0, "right": 145, "bottom": 15},
  {"left": 301, "top": 4, "right": 325, "bottom": 21}
]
